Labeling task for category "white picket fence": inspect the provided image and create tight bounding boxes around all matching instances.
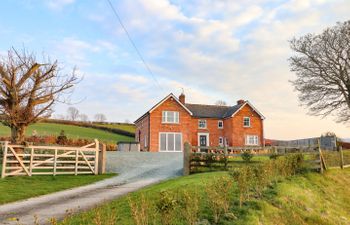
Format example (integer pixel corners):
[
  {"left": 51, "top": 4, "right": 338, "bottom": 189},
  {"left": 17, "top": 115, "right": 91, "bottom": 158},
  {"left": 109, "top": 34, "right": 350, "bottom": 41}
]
[{"left": 1, "top": 139, "right": 106, "bottom": 178}]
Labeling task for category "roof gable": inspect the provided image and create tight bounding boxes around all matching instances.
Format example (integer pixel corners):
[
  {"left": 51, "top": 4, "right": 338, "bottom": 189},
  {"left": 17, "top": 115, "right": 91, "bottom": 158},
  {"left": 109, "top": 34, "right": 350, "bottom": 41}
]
[
  {"left": 230, "top": 101, "right": 265, "bottom": 119},
  {"left": 148, "top": 93, "right": 193, "bottom": 115}
]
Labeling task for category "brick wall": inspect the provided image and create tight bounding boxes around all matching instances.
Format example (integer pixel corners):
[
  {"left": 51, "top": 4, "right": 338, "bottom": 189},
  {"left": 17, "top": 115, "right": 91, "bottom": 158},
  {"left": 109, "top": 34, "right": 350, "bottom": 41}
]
[
  {"left": 135, "top": 114, "right": 150, "bottom": 151},
  {"left": 228, "top": 104, "right": 264, "bottom": 146},
  {"left": 149, "top": 97, "right": 192, "bottom": 152}
]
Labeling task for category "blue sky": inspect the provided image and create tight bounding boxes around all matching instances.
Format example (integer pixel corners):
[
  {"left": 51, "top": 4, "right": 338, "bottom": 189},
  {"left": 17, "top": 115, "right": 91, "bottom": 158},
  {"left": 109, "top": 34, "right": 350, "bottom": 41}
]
[{"left": 0, "top": 0, "right": 349, "bottom": 139}]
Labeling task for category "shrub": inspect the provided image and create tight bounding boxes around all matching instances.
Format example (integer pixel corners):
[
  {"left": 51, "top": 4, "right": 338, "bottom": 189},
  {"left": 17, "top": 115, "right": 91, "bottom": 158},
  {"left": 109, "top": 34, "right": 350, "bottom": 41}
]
[
  {"left": 178, "top": 190, "right": 201, "bottom": 225},
  {"left": 56, "top": 130, "right": 68, "bottom": 145},
  {"left": 206, "top": 176, "right": 234, "bottom": 223},
  {"left": 241, "top": 151, "right": 253, "bottom": 163},
  {"left": 129, "top": 194, "right": 155, "bottom": 225},
  {"left": 156, "top": 190, "right": 179, "bottom": 225}
]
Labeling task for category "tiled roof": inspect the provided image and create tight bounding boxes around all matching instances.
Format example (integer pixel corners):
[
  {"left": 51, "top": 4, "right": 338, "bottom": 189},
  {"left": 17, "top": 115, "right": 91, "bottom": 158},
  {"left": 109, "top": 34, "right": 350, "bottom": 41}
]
[{"left": 185, "top": 103, "right": 243, "bottom": 119}]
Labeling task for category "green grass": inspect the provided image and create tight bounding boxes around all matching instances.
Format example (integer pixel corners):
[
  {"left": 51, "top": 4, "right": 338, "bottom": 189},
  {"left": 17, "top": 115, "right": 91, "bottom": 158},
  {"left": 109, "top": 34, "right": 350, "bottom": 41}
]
[
  {"left": 60, "top": 169, "right": 350, "bottom": 225},
  {"left": 93, "top": 123, "right": 136, "bottom": 133},
  {"left": 0, "top": 173, "right": 116, "bottom": 204},
  {"left": 0, "top": 123, "right": 134, "bottom": 144}
]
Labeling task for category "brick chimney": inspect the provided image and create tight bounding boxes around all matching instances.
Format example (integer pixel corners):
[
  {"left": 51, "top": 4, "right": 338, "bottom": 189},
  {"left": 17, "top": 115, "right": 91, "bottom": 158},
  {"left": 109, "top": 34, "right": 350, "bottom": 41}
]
[
  {"left": 179, "top": 93, "right": 185, "bottom": 104},
  {"left": 237, "top": 99, "right": 245, "bottom": 105}
]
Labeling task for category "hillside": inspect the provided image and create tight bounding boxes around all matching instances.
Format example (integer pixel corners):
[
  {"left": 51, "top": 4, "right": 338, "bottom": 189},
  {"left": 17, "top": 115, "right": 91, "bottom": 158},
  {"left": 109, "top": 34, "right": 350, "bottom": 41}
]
[
  {"left": 61, "top": 169, "right": 350, "bottom": 225},
  {"left": 0, "top": 123, "right": 134, "bottom": 144}
]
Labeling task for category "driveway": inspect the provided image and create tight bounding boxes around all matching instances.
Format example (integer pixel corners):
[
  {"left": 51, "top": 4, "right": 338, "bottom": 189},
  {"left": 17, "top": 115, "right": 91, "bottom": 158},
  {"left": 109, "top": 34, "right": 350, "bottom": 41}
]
[{"left": 0, "top": 152, "right": 183, "bottom": 225}]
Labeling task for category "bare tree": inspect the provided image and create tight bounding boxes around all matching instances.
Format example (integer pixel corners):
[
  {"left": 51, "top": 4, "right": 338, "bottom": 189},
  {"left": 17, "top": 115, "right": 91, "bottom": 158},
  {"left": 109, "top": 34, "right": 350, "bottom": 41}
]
[
  {"left": 215, "top": 100, "right": 227, "bottom": 106},
  {"left": 0, "top": 48, "right": 78, "bottom": 143},
  {"left": 67, "top": 106, "right": 79, "bottom": 121},
  {"left": 94, "top": 113, "right": 107, "bottom": 122},
  {"left": 289, "top": 20, "right": 350, "bottom": 123},
  {"left": 79, "top": 114, "right": 89, "bottom": 122}
]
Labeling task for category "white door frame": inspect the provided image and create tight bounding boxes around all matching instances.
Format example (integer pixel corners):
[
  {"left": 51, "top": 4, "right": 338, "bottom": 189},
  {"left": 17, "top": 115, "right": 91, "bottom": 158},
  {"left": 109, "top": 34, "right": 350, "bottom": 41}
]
[{"left": 198, "top": 132, "right": 209, "bottom": 146}]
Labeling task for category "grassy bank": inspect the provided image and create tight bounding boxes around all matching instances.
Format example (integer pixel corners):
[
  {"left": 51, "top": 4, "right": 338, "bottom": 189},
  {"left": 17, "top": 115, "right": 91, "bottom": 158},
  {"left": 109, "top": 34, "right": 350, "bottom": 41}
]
[
  {"left": 60, "top": 168, "right": 350, "bottom": 225},
  {"left": 0, "top": 123, "right": 134, "bottom": 144},
  {"left": 0, "top": 173, "right": 116, "bottom": 204}
]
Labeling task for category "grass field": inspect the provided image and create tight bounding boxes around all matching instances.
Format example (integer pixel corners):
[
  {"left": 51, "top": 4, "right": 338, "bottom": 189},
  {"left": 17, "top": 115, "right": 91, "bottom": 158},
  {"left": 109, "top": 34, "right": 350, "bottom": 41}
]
[
  {"left": 0, "top": 167, "right": 115, "bottom": 205},
  {"left": 0, "top": 123, "right": 134, "bottom": 144},
  {"left": 93, "top": 123, "right": 136, "bottom": 133},
  {"left": 60, "top": 169, "right": 350, "bottom": 225}
]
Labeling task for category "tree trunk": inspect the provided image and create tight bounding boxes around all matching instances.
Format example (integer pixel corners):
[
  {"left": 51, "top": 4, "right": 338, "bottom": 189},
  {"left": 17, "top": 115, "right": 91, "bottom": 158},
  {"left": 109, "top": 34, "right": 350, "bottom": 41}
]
[
  {"left": 11, "top": 126, "right": 26, "bottom": 144},
  {"left": 10, "top": 126, "right": 26, "bottom": 168}
]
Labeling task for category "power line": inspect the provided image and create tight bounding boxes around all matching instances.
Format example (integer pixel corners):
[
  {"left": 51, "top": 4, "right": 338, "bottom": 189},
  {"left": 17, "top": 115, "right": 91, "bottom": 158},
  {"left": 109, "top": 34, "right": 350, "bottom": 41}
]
[{"left": 106, "top": 0, "right": 164, "bottom": 91}]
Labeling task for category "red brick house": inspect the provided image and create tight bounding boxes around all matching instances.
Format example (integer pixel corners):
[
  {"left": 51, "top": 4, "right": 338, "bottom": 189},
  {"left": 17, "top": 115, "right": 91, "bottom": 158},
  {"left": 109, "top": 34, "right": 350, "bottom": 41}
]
[{"left": 134, "top": 93, "right": 265, "bottom": 152}]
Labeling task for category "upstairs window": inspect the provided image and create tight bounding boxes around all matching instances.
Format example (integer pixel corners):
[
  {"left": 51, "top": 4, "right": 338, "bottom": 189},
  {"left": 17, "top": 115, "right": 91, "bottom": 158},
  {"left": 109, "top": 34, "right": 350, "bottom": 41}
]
[
  {"left": 243, "top": 117, "right": 251, "bottom": 127},
  {"left": 246, "top": 135, "right": 259, "bottom": 145},
  {"left": 198, "top": 120, "right": 207, "bottom": 128},
  {"left": 162, "top": 111, "right": 179, "bottom": 123},
  {"left": 218, "top": 120, "right": 223, "bottom": 129}
]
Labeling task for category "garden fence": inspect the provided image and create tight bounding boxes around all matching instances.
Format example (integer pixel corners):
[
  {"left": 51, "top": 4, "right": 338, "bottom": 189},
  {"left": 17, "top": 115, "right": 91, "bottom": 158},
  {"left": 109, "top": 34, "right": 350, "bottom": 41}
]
[
  {"left": 1, "top": 139, "right": 106, "bottom": 178},
  {"left": 183, "top": 142, "right": 343, "bottom": 175}
]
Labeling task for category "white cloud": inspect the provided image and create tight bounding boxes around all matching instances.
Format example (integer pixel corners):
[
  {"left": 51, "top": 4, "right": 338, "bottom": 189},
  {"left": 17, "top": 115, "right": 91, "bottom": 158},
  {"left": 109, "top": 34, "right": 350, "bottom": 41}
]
[{"left": 46, "top": 0, "right": 75, "bottom": 10}]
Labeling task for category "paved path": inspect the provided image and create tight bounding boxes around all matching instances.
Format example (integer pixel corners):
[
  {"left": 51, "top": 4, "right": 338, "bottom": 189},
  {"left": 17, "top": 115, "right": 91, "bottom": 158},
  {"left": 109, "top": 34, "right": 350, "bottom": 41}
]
[{"left": 0, "top": 152, "right": 183, "bottom": 225}]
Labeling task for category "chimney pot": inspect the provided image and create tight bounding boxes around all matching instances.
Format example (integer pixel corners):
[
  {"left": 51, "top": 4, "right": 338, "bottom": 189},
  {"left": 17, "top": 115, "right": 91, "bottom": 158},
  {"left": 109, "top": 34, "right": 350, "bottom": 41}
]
[
  {"left": 179, "top": 93, "right": 185, "bottom": 104},
  {"left": 237, "top": 99, "right": 245, "bottom": 105}
]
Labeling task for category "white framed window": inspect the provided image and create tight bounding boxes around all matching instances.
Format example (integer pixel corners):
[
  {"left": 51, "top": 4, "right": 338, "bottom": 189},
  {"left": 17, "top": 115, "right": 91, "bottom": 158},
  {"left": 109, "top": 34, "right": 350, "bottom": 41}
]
[
  {"left": 243, "top": 117, "right": 251, "bottom": 127},
  {"left": 162, "top": 111, "right": 179, "bottom": 124},
  {"left": 198, "top": 120, "right": 207, "bottom": 128},
  {"left": 159, "top": 132, "right": 182, "bottom": 151},
  {"left": 218, "top": 120, "right": 223, "bottom": 129},
  {"left": 219, "top": 137, "right": 224, "bottom": 146},
  {"left": 245, "top": 135, "right": 259, "bottom": 146}
]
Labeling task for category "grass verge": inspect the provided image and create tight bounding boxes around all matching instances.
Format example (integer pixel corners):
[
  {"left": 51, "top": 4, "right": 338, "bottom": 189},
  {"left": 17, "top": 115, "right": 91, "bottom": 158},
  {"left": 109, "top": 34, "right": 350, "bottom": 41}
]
[
  {"left": 0, "top": 123, "right": 134, "bottom": 144},
  {"left": 60, "top": 169, "right": 350, "bottom": 225},
  {"left": 0, "top": 173, "right": 116, "bottom": 205}
]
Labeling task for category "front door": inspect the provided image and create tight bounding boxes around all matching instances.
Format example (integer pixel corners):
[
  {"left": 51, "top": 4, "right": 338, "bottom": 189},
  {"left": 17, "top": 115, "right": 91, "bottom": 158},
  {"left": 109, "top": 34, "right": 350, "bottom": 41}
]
[{"left": 198, "top": 133, "right": 209, "bottom": 152}]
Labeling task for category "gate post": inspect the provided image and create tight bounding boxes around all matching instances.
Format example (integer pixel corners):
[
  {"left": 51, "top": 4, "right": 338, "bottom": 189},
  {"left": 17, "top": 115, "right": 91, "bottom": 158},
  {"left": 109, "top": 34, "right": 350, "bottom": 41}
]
[
  {"left": 1, "top": 141, "right": 8, "bottom": 178},
  {"left": 339, "top": 146, "right": 344, "bottom": 169},
  {"left": 94, "top": 139, "right": 99, "bottom": 175},
  {"left": 98, "top": 143, "right": 106, "bottom": 174},
  {"left": 183, "top": 142, "right": 191, "bottom": 176}
]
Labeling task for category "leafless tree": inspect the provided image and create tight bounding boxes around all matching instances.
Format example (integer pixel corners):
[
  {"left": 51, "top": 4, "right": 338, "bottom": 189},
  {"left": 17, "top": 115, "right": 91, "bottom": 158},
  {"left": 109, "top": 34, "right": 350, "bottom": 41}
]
[
  {"left": 289, "top": 20, "right": 350, "bottom": 123},
  {"left": 94, "top": 113, "right": 107, "bottom": 122},
  {"left": 79, "top": 114, "right": 89, "bottom": 122},
  {"left": 0, "top": 48, "right": 78, "bottom": 143},
  {"left": 215, "top": 100, "right": 227, "bottom": 106},
  {"left": 67, "top": 106, "right": 79, "bottom": 121}
]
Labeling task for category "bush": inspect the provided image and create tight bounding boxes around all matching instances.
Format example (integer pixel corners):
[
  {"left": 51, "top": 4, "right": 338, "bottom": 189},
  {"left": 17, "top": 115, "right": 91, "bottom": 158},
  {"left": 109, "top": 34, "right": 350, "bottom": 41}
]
[
  {"left": 156, "top": 190, "right": 179, "bottom": 225},
  {"left": 205, "top": 176, "right": 234, "bottom": 223},
  {"left": 178, "top": 189, "right": 201, "bottom": 225},
  {"left": 231, "top": 153, "right": 305, "bottom": 207},
  {"left": 129, "top": 194, "right": 156, "bottom": 225},
  {"left": 241, "top": 151, "right": 253, "bottom": 163},
  {"left": 56, "top": 130, "right": 68, "bottom": 145}
]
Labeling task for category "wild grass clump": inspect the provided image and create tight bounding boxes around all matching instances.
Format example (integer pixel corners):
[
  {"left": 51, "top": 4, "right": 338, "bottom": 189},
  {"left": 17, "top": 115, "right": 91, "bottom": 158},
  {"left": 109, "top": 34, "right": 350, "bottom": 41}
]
[{"left": 231, "top": 153, "right": 305, "bottom": 207}]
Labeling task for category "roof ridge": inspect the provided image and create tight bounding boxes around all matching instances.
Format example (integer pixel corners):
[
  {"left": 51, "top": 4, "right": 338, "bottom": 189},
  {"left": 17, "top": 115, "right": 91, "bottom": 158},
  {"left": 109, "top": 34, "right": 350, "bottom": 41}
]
[{"left": 185, "top": 103, "right": 233, "bottom": 108}]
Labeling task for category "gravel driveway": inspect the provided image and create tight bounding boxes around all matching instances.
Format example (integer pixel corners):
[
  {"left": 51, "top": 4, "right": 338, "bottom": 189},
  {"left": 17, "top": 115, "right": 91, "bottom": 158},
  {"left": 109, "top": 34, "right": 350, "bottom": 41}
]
[{"left": 0, "top": 151, "right": 183, "bottom": 225}]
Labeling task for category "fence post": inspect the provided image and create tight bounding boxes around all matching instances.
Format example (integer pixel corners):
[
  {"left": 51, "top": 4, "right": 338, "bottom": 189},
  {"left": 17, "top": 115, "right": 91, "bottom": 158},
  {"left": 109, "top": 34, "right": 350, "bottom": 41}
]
[
  {"left": 1, "top": 141, "right": 8, "bottom": 178},
  {"left": 75, "top": 150, "right": 79, "bottom": 175},
  {"left": 183, "top": 142, "right": 191, "bottom": 176},
  {"left": 98, "top": 143, "right": 106, "bottom": 174},
  {"left": 94, "top": 139, "right": 99, "bottom": 175},
  {"left": 224, "top": 145, "right": 228, "bottom": 170},
  {"left": 339, "top": 146, "right": 344, "bottom": 169}
]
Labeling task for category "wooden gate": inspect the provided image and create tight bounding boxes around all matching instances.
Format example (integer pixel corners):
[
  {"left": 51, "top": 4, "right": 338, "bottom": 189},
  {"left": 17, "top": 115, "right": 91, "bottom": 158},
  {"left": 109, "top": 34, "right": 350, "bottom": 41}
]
[{"left": 1, "top": 139, "right": 105, "bottom": 178}]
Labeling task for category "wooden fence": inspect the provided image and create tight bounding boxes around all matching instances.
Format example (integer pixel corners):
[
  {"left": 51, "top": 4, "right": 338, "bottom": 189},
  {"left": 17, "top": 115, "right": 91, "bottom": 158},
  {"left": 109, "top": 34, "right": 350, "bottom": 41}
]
[
  {"left": 182, "top": 142, "right": 344, "bottom": 175},
  {"left": 1, "top": 139, "right": 106, "bottom": 178}
]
